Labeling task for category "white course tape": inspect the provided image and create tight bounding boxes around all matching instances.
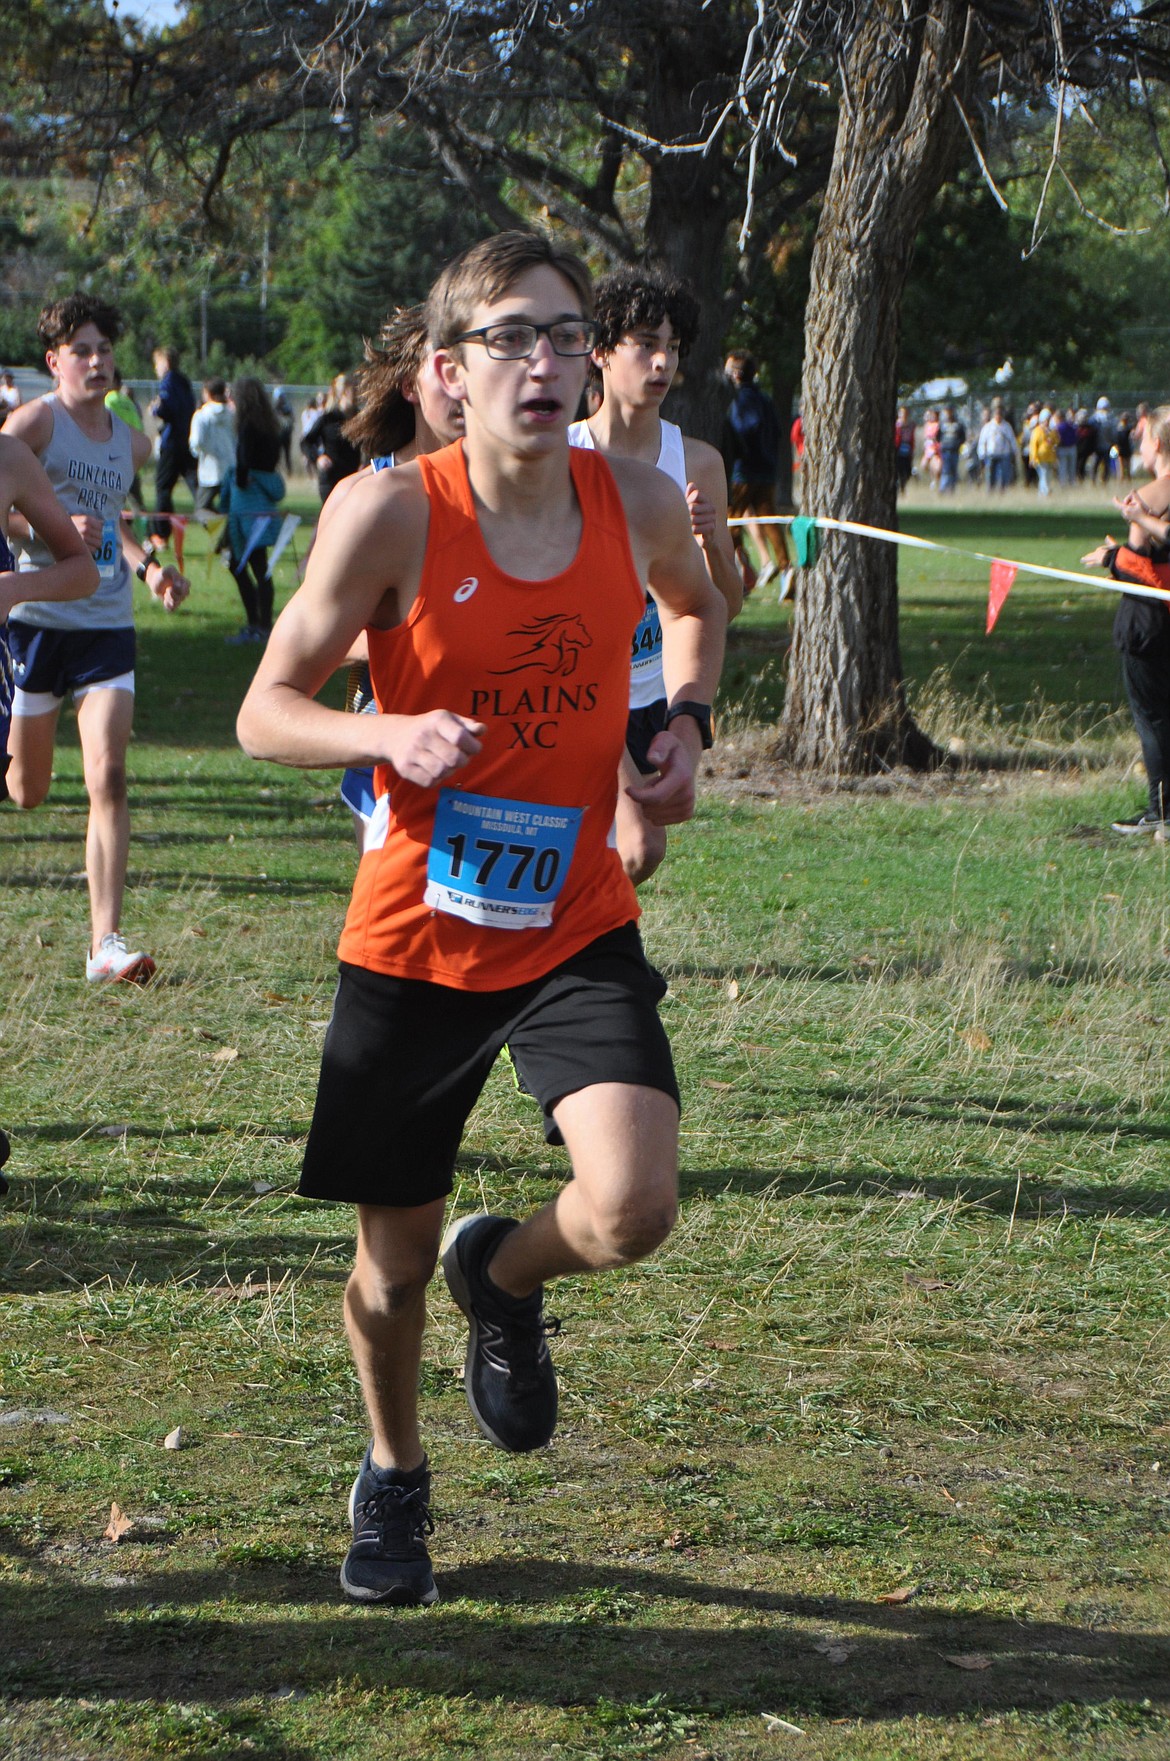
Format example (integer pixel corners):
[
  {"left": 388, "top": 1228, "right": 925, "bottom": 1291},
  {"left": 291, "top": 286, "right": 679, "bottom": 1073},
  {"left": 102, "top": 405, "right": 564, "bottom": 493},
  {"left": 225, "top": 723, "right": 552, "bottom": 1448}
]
[{"left": 728, "top": 513, "right": 1170, "bottom": 604}]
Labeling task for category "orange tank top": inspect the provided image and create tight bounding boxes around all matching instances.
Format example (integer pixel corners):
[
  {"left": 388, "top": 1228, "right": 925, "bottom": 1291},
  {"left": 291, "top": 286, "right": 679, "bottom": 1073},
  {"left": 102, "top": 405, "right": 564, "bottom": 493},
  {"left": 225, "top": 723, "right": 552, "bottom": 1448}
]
[{"left": 337, "top": 440, "right": 645, "bottom": 990}]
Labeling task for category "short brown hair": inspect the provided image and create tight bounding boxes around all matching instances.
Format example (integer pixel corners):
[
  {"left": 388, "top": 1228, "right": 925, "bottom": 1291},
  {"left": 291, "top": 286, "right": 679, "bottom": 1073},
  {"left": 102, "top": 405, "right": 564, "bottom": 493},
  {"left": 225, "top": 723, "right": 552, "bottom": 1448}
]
[
  {"left": 426, "top": 231, "right": 593, "bottom": 352},
  {"left": 37, "top": 293, "right": 122, "bottom": 350},
  {"left": 1145, "top": 404, "right": 1170, "bottom": 461},
  {"left": 725, "top": 349, "right": 757, "bottom": 384},
  {"left": 345, "top": 305, "right": 429, "bottom": 459}
]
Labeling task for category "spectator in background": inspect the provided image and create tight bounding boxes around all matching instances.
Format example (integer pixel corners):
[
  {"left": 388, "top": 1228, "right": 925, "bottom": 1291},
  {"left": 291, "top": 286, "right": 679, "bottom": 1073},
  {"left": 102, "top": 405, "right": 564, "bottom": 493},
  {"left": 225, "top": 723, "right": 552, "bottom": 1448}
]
[
  {"left": 188, "top": 377, "right": 235, "bottom": 516},
  {"left": 272, "top": 386, "right": 294, "bottom": 473},
  {"left": 938, "top": 405, "right": 965, "bottom": 493},
  {"left": 977, "top": 400, "right": 1018, "bottom": 490},
  {"left": 0, "top": 372, "right": 21, "bottom": 425},
  {"left": 303, "top": 374, "right": 362, "bottom": 502},
  {"left": 1090, "top": 396, "right": 1116, "bottom": 483},
  {"left": 894, "top": 404, "right": 915, "bottom": 493},
  {"left": 1082, "top": 406, "right": 1170, "bottom": 833},
  {"left": 790, "top": 407, "right": 804, "bottom": 477},
  {"left": 221, "top": 376, "right": 285, "bottom": 645},
  {"left": 721, "top": 349, "right": 786, "bottom": 589},
  {"left": 104, "top": 369, "right": 145, "bottom": 511},
  {"left": 921, "top": 408, "right": 941, "bottom": 487},
  {"left": 299, "top": 393, "right": 324, "bottom": 472},
  {"left": 1029, "top": 408, "right": 1058, "bottom": 496},
  {"left": 148, "top": 346, "right": 197, "bottom": 545},
  {"left": 1075, "top": 408, "right": 1096, "bottom": 481},
  {"left": 1056, "top": 408, "right": 1078, "bottom": 487},
  {"left": 1134, "top": 402, "right": 1150, "bottom": 452},
  {"left": 1115, "top": 411, "right": 1134, "bottom": 482}
]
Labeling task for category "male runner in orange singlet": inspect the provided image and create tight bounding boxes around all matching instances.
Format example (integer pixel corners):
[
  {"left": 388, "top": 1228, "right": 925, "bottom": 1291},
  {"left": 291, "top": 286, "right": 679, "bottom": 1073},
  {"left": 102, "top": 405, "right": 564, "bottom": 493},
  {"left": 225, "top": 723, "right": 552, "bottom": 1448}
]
[{"left": 238, "top": 232, "right": 725, "bottom": 1607}]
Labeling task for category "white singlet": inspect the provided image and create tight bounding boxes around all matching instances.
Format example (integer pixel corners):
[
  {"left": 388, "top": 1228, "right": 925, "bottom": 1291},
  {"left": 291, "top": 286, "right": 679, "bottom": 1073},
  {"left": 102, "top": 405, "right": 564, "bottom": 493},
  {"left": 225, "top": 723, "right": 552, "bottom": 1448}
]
[{"left": 568, "top": 417, "right": 687, "bottom": 710}]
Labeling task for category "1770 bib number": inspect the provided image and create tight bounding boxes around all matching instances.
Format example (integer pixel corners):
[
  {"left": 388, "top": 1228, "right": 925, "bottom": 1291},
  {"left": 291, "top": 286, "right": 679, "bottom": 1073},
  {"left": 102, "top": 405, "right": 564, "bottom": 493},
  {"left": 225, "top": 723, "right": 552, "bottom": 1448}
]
[{"left": 425, "top": 790, "right": 582, "bottom": 930}]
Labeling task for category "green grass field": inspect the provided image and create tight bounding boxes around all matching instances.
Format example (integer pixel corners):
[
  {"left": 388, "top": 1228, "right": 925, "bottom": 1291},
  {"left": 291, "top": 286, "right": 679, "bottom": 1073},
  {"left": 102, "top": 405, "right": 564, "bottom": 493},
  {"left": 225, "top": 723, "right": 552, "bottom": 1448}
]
[{"left": 1, "top": 485, "right": 1168, "bottom": 1760}]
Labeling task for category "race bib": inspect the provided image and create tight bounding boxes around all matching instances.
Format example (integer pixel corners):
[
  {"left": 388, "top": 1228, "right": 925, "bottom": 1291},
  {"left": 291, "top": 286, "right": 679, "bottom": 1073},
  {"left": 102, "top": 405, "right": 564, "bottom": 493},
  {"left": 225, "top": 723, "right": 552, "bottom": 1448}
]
[
  {"left": 630, "top": 594, "right": 662, "bottom": 679},
  {"left": 425, "top": 790, "right": 582, "bottom": 930},
  {"left": 95, "top": 518, "right": 121, "bottom": 584}
]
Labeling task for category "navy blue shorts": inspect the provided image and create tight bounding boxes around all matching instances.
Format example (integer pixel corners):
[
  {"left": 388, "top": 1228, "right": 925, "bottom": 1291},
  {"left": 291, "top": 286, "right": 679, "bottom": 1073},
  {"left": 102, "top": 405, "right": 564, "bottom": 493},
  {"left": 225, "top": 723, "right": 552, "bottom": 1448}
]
[
  {"left": 8, "top": 623, "right": 136, "bottom": 705},
  {"left": 626, "top": 699, "right": 668, "bottom": 776}
]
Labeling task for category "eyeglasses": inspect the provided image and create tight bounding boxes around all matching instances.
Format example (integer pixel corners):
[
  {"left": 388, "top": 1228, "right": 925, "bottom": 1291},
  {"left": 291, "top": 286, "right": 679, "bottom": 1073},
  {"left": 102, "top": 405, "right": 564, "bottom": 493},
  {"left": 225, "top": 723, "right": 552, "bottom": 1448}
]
[{"left": 452, "top": 320, "right": 597, "bottom": 360}]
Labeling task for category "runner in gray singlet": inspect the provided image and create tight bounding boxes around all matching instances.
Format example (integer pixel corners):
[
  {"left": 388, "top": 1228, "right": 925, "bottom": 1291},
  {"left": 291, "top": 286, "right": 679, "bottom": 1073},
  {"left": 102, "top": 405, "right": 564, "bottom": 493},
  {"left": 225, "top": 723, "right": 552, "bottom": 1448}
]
[{"left": 4, "top": 292, "right": 189, "bottom": 982}]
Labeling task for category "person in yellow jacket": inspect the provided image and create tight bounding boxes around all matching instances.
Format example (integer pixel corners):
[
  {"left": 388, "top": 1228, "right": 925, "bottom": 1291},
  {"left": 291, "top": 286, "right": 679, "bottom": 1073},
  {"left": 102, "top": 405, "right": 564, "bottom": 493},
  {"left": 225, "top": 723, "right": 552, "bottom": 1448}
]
[{"left": 1029, "top": 409, "right": 1059, "bottom": 496}]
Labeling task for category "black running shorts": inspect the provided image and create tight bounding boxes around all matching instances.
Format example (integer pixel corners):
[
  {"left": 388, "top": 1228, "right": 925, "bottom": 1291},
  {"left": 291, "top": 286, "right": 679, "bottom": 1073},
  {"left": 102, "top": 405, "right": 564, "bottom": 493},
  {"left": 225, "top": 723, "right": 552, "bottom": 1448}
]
[
  {"left": 298, "top": 922, "right": 679, "bottom": 1208},
  {"left": 625, "top": 699, "right": 668, "bottom": 777}
]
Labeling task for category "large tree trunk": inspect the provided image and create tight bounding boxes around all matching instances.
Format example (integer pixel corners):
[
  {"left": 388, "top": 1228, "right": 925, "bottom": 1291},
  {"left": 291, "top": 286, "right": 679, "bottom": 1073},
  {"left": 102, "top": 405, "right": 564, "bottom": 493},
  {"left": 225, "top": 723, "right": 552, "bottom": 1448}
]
[
  {"left": 778, "top": 0, "right": 981, "bottom": 772},
  {"left": 649, "top": 162, "right": 739, "bottom": 445},
  {"left": 641, "top": 25, "right": 742, "bottom": 448}
]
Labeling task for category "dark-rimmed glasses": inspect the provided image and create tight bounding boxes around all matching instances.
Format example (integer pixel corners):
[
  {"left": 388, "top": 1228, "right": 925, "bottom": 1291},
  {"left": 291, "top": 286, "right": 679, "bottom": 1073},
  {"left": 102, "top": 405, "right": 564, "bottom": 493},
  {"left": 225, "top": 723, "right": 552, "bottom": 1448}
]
[{"left": 452, "top": 320, "right": 597, "bottom": 359}]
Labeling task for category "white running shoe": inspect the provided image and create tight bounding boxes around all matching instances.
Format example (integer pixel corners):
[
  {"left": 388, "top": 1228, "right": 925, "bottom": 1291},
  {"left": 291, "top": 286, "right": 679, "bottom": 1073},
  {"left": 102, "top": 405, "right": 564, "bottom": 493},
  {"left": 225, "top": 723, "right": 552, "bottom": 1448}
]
[{"left": 86, "top": 933, "right": 156, "bottom": 985}]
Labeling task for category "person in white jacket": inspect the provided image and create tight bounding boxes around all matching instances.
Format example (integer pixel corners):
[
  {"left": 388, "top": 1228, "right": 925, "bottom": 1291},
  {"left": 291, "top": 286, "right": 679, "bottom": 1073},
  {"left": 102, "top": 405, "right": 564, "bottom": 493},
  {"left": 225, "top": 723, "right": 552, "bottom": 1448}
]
[{"left": 188, "top": 377, "right": 236, "bottom": 514}]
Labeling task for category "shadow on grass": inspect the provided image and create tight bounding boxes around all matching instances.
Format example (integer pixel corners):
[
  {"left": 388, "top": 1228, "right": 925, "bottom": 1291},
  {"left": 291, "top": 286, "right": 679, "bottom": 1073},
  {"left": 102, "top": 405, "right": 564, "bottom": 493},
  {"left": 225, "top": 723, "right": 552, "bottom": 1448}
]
[
  {"left": 0, "top": 1554, "right": 1166, "bottom": 1723},
  {"left": 2, "top": 869, "right": 346, "bottom": 899},
  {"left": 665, "top": 951, "right": 1147, "bottom": 986},
  {"left": 678, "top": 1164, "right": 1170, "bottom": 1218},
  {"left": 0, "top": 1147, "right": 561, "bottom": 1292}
]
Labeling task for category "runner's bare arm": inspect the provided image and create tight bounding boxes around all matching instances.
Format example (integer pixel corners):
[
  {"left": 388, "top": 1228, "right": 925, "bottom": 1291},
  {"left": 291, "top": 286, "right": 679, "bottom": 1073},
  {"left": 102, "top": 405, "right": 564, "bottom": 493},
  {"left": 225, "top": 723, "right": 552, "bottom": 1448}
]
[
  {"left": 683, "top": 438, "right": 743, "bottom": 620},
  {"left": 237, "top": 470, "right": 485, "bottom": 784},
  {"left": 1, "top": 400, "right": 57, "bottom": 543},
  {"left": 0, "top": 434, "right": 99, "bottom": 619},
  {"left": 613, "top": 460, "right": 726, "bottom": 825}
]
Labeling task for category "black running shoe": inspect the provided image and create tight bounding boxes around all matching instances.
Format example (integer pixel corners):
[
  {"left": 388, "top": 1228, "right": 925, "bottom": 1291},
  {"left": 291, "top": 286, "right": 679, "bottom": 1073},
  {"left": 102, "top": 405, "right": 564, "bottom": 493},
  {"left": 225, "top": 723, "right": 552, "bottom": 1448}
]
[
  {"left": 441, "top": 1213, "right": 560, "bottom": 1453},
  {"left": 340, "top": 1447, "right": 438, "bottom": 1606}
]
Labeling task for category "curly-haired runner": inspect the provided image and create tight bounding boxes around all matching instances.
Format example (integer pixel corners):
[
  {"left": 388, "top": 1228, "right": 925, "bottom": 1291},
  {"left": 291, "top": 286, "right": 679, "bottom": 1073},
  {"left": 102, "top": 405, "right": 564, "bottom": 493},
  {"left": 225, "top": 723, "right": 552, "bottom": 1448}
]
[{"left": 570, "top": 266, "right": 740, "bottom": 882}]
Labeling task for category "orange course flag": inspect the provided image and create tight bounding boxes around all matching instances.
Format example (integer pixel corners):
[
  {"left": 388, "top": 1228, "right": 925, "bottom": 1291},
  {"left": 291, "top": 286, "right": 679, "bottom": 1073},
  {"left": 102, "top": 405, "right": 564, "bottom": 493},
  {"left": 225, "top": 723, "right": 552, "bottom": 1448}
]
[{"left": 986, "top": 559, "right": 1017, "bottom": 633}]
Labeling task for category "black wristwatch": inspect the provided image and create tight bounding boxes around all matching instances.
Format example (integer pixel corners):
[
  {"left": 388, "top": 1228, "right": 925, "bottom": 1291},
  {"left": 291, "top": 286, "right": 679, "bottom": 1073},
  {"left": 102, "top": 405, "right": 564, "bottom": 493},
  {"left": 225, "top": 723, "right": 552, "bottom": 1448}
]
[
  {"left": 665, "top": 699, "right": 714, "bottom": 749},
  {"left": 135, "top": 547, "right": 158, "bottom": 583}
]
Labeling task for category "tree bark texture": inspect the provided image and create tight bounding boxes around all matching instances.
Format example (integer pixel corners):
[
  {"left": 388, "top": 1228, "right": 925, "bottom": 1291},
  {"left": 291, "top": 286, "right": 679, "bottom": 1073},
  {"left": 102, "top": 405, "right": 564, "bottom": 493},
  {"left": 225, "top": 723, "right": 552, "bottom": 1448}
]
[{"left": 779, "top": 0, "right": 982, "bottom": 772}]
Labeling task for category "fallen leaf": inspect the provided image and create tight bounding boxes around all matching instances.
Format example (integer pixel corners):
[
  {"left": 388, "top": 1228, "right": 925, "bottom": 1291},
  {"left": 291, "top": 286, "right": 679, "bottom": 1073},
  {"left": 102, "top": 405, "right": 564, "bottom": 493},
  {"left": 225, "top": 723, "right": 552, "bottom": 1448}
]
[
  {"left": 95, "top": 1124, "right": 129, "bottom": 1138},
  {"left": 943, "top": 1653, "right": 993, "bottom": 1671},
  {"left": 876, "top": 1586, "right": 916, "bottom": 1604},
  {"left": 959, "top": 1028, "right": 992, "bottom": 1052},
  {"left": 761, "top": 1713, "right": 805, "bottom": 1734},
  {"left": 263, "top": 991, "right": 292, "bottom": 1004},
  {"left": 210, "top": 1046, "right": 239, "bottom": 1064},
  {"left": 702, "top": 1079, "right": 735, "bottom": 1090},
  {"left": 727, "top": 979, "right": 740, "bottom": 999},
  {"left": 252, "top": 1181, "right": 275, "bottom": 1195},
  {"left": 104, "top": 1503, "right": 133, "bottom": 1542},
  {"left": 813, "top": 1637, "right": 853, "bottom": 1664},
  {"left": 662, "top": 1529, "right": 688, "bottom": 1550},
  {"left": 163, "top": 1426, "right": 183, "bottom": 1450},
  {"left": 904, "top": 1272, "right": 950, "bottom": 1291}
]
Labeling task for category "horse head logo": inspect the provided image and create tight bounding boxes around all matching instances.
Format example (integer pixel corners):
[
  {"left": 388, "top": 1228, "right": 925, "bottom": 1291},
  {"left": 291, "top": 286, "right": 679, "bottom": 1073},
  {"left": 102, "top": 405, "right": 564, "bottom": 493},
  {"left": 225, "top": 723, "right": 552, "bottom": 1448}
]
[{"left": 490, "top": 612, "right": 593, "bottom": 678}]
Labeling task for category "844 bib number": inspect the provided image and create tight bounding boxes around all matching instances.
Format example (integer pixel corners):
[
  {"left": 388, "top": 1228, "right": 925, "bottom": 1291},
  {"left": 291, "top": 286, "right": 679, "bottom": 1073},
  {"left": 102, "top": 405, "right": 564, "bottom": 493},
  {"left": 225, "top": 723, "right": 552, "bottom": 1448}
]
[{"left": 425, "top": 790, "right": 582, "bottom": 930}]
